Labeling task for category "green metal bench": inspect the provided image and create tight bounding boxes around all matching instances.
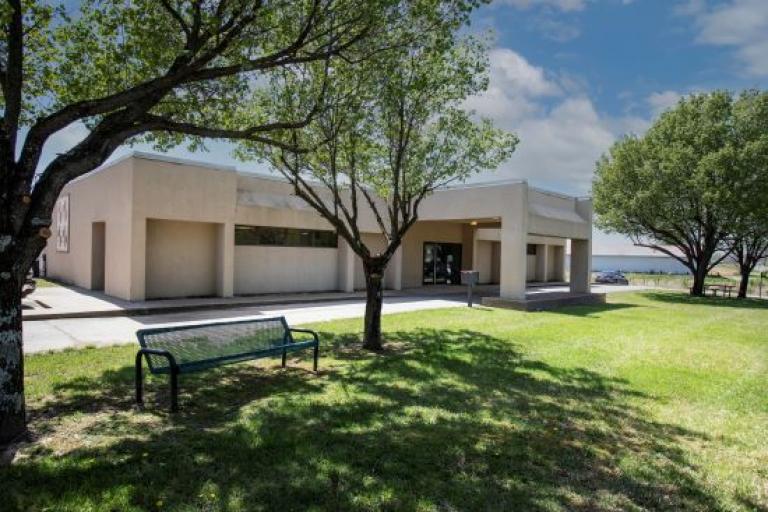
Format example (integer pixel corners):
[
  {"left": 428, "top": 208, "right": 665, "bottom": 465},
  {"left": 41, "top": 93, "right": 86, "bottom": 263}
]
[{"left": 135, "top": 316, "right": 319, "bottom": 411}]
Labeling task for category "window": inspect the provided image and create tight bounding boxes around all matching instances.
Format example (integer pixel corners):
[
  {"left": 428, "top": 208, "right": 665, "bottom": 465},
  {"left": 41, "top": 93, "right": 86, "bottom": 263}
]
[
  {"left": 235, "top": 225, "right": 337, "bottom": 248},
  {"left": 526, "top": 244, "right": 537, "bottom": 255}
]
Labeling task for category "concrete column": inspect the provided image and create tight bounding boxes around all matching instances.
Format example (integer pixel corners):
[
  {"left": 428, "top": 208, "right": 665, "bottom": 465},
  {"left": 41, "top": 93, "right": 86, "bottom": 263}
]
[
  {"left": 216, "top": 222, "right": 234, "bottom": 297},
  {"left": 535, "top": 243, "right": 548, "bottom": 282},
  {"left": 570, "top": 239, "right": 591, "bottom": 293},
  {"left": 127, "top": 216, "right": 147, "bottom": 301},
  {"left": 570, "top": 197, "right": 593, "bottom": 293},
  {"left": 387, "top": 246, "right": 403, "bottom": 291},
  {"left": 499, "top": 185, "right": 528, "bottom": 300},
  {"left": 337, "top": 238, "right": 355, "bottom": 292}
]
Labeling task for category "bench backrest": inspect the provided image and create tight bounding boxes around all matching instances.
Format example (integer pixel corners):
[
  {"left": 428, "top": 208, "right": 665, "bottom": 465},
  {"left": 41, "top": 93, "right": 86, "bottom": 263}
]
[{"left": 137, "top": 316, "right": 293, "bottom": 373}]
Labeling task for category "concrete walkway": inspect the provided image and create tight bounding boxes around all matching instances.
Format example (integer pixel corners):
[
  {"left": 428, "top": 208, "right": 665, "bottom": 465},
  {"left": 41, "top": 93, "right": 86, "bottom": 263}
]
[
  {"left": 23, "top": 296, "right": 465, "bottom": 354},
  {"left": 22, "top": 282, "right": 648, "bottom": 354},
  {"left": 23, "top": 285, "right": 372, "bottom": 320}
]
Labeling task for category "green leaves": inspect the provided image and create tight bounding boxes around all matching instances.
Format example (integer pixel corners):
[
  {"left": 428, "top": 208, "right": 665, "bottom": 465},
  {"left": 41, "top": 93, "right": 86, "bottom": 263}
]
[{"left": 593, "top": 89, "right": 768, "bottom": 284}]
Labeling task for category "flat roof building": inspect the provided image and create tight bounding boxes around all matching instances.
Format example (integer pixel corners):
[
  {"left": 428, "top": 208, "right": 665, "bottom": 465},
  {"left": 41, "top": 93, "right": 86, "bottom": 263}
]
[{"left": 45, "top": 152, "right": 593, "bottom": 302}]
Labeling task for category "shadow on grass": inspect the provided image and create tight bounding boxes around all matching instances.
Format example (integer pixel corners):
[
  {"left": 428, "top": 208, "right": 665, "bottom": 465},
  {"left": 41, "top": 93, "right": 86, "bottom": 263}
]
[
  {"left": 643, "top": 291, "right": 768, "bottom": 310},
  {"left": 4, "top": 329, "right": 728, "bottom": 511},
  {"left": 540, "top": 302, "right": 640, "bottom": 318}
]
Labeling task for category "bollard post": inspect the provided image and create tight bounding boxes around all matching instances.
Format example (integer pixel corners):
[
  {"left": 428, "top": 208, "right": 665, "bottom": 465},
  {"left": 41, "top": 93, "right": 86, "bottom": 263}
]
[{"left": 461, "top": 270, "right": 479, "bottom": 308}]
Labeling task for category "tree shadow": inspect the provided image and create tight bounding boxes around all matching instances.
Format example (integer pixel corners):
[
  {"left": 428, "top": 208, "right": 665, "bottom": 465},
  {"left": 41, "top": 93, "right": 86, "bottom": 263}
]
[
  {"left": 642, "top": 291, "right": 768, "bottom": 310},
  {"left": 3, "top": 328, "right": 734, "bottom": 511}
]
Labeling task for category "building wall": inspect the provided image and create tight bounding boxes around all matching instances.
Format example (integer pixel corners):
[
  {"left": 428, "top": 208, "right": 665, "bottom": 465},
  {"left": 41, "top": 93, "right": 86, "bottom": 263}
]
[
  {"left": 145, "top": 219, "right": 219, "bottom": 299},
  {"left": 45, "top": 154, "right": 594, "bottom": 301},
  {"left": 46, "top": 158, "right": 134, "bottom": 298},
  {"left": 235, "top": 246, "right": 339, "bottom": 294},
  {"left": 589, "top": 255, "right": 689, "bottom": 274},
  {"left": 474, "top": 240, "right": 494, "bottom": 284}
]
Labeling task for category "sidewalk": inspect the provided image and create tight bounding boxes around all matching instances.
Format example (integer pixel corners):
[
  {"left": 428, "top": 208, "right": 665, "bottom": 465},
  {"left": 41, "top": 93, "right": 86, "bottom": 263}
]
[
  {"left": 23, "top": 296, "right": 466, "bottom": 354},
  {"left": 23, "top": 284, "right": 373, "bottom": 321},
  {"left": 23, "top": 282, "right": 647, "bottom": 321}
]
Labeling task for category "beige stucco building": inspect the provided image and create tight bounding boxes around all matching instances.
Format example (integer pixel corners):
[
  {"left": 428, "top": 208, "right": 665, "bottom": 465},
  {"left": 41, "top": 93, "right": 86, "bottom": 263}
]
[{"left": 45, "top": 152, "right": 592, "bottom": 302}]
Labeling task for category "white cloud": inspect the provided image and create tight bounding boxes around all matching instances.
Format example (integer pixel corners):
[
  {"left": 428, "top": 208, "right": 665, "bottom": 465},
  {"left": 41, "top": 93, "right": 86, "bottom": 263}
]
[
  {"left": 466, "top": 49, "right": 647, "bottom": 195},
  {"left": 463, "top": 48, "right": 561, "bottom": 123},
  {"left": 685, "top": 0, "right": 768, "bottom": 76},
  {"left": 646, "top": 90, "right": 683, "bottom": 116},
  {"left": 530, "top": 16, "right": 582, "bottom": 42},
  {"left": 500, "top": 0, "right": 588, "bottom": 11}
]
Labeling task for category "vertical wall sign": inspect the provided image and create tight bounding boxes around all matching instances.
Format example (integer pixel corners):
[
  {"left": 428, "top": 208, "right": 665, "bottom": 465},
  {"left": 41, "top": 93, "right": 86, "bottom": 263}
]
[{"left": 55, "top": 195, "right": 70, "bottom": 252}]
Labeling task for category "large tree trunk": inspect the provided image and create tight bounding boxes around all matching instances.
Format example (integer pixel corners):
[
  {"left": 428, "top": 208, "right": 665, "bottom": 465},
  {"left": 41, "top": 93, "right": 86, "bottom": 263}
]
[
  {"left": 362, "top": 259, "right": 385, "bottom": 351},
  {"left": 690, "top": 264, "right": 707, "bottom": 296},
  {"left": 737, "top": 271, "right": 750, "bottom": 299},
  {"left": 736, "top": 259, "right": 755, "bottom": 299},
  {"left": 0, "top": 274, "right": 26, "bottom": 445}
]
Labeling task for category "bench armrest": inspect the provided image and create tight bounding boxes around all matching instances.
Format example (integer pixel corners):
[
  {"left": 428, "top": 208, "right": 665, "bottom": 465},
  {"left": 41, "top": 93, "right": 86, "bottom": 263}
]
[
  {"left": 289, "top": 328, "right": 319, "bottom": 345},
  {"left": 137, "top": 347, "right": 179, "bottom": 372}
]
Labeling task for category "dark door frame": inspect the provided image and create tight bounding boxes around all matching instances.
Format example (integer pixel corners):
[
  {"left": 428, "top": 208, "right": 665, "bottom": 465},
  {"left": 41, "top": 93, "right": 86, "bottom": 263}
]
[{"left": 422, "top": 241, "right": 463, "bottom": 285}]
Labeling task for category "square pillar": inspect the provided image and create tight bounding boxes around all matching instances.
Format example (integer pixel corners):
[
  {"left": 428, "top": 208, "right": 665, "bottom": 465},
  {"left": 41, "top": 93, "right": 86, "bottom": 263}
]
[
  {"left": 337, "top": 238, "right": 355, "bottom": 292},
  {"left": 570, "top": 239, "right": 591, "bottom": 293},
  {"left": 535, "top": 243, "right": 548, "bottom": 283},
  {"left": 387, "top": 245, "right": 403, "bottom": 291},
  {"left": 216, "top": 222, "right": 234, "bottom": 297},
  {"left": 500, "top": 185, "right": 528, "bottom": 300},
  {"left": 126, "top": 216, "right": 147, "bottom": 301}
]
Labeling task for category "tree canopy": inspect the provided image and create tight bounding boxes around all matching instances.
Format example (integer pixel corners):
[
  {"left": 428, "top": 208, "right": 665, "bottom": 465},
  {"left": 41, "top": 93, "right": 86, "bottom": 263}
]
[
  {"left": 593, "top": 90, "right": 761, "bottom": 295},
  {"left": 239, "top": 20, "right": 517, "bottom": 349},
  {"left": 0, "top": 0, "right": 488, "bottom": 444}
]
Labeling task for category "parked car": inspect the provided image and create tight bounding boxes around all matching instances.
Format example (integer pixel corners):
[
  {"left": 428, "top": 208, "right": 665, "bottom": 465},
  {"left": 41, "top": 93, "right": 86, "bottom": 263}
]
[{"left": 594, "top": 271, "right": 629, "bottom": 285}]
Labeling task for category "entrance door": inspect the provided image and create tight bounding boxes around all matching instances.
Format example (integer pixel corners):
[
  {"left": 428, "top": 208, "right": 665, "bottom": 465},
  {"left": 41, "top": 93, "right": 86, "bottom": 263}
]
[
  {"left": 423, "top": 242, "right": 462, "bottom": 285},
  {"left": 91, "top": 222, "right": 105, "bottom": 291}
]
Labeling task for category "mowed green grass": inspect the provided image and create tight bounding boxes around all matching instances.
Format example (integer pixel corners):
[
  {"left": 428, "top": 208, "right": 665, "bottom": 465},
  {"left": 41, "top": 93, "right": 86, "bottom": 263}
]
[{"left": 4, "top": 292, "right": 768, "bottom": 511}]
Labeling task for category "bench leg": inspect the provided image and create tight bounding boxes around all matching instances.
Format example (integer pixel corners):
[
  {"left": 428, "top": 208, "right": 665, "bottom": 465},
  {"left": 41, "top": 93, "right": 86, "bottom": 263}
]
[
  {"left": 282, "top": 349, "right": 287, "bottom": 368},
  {"left": 313, "top": 344, "right": 319, "bottom": 373},
  {"left": 135, "top": 352, "right": 144, "bottom": 407},
  {"left": 170, "top": 369, "right": 179, "bottom": 413}
]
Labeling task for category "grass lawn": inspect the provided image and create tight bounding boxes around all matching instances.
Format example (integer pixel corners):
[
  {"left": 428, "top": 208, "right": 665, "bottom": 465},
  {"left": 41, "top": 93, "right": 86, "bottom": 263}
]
[
  {"left": 32, "top": 277, "right": 61, "bottom": 288},
  {"left": 4, "top": 291, "right": 768, "bottom": 511}
]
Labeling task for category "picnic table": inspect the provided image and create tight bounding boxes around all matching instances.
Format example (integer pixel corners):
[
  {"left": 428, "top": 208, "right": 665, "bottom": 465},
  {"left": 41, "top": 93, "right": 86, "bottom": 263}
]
[{"left": 703, "top": 283, "right": 736, "bottom": 298}]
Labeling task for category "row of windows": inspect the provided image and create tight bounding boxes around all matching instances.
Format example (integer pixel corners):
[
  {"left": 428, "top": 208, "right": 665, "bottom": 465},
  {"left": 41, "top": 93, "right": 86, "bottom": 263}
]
[{"left": 235, "top": 225, "right": 338, "bottom": 248}]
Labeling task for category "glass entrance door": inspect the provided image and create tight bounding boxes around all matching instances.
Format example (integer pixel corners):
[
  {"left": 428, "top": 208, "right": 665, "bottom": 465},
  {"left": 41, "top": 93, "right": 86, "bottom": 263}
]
[{"left": 423, "top": 242, "right": 463, "bottom": 285}]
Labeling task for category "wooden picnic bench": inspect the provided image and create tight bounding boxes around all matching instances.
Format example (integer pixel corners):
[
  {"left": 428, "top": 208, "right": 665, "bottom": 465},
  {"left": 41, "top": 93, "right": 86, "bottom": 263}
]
[
  {"left": 703, "top": 283, "right": 736, "bottom": 298},
  {"left": 135, "top": 316, "right": 319, "bottom": 411}
]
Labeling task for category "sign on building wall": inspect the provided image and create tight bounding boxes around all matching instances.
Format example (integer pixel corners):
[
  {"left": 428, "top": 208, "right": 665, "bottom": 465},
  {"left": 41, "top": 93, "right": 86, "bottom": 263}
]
[{"left": 55, "top": 195, "right": 70, "bottom": 252}]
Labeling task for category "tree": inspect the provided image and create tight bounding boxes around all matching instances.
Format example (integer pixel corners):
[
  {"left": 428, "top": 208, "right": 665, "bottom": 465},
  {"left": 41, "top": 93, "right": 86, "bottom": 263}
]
[
  {"left": 593, "top": 91, "right": 743, "bottom": 296},
  {"left": 245, "top": 24, "right": 517, "bottom": 350},
  {"left": 0, "top": 0, "right": 388, "bottom": 445},
  {"left": 727, "top": 90, "right": 768, "bottom": 298}
]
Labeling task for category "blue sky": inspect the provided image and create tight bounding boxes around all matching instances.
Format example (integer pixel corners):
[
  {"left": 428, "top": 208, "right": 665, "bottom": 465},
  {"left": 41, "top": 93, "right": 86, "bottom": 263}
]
[{"left": 41, "top": 0, "right": 768, "bottom": 253}]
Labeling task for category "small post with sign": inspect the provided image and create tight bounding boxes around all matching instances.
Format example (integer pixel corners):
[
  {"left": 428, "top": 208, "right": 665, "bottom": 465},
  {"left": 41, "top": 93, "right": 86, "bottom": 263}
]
[{"left": 460, "top": 270, "right": 480, "bottom": 307}]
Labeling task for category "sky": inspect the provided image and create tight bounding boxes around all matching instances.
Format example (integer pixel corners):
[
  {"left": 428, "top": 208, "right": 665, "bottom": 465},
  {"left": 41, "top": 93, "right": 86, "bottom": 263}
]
[{"left": 39, "top": 0, "right": 768, "bottom": 254}]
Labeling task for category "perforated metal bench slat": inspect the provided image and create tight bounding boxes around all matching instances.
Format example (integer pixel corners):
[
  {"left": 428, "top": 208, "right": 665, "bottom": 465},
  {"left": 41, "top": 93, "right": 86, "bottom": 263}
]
[{"left": 137, "top": 317, "right": 296, "bottom": 374}]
